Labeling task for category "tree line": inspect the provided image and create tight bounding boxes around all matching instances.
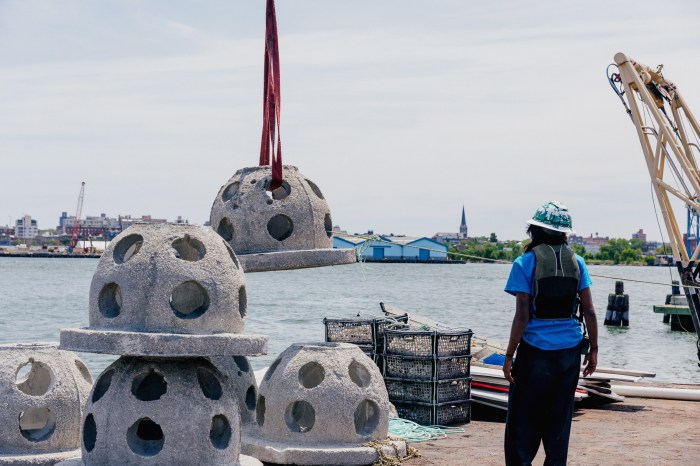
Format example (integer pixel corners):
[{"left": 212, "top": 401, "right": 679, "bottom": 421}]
[{"left": 447, "top": 235, "right": 670, "bottom": 265}]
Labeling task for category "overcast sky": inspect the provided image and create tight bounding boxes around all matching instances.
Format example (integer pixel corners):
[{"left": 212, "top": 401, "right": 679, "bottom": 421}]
[{"left": 2, "top": 0, "right": 700, "bottom": 241}]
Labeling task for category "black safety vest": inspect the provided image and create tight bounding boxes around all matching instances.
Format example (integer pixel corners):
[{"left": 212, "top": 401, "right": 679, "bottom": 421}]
[{"left": 531, "top": 244, "right": 580, "bottom": 319}]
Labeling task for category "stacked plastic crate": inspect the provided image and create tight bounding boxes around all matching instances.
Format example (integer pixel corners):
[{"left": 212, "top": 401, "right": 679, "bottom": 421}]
[
  {"left": 323, "top": 314, "right": 409, "bottom": 367},
  {"left": 382, "top": 328, "right": 473, "bottom": 425}
]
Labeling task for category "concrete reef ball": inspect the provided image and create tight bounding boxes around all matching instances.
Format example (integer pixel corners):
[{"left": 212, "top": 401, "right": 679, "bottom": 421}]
[
  {"left": 88, "top": 223, "right": 246, "bottom": 335},
  {"left": 209, "top": 356, "right": 258, "bottom": 426},
  {"left": 210, "top": 166, "right": 333, "bottom": 255},
  {"left": 80, "top": 357, "right": 246, "bottom": 466},
  {"left": 248, "top": 343, "right": 390, "bottom": 446},
  {"left": 0, "top": 344, "right": 92, "bottom": 465}
]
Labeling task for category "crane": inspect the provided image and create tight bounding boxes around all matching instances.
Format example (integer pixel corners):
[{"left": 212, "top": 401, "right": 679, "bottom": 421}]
[
  {"left": 69, "top": 182, "right": 85, "bottom": 250},
  {"left": 607, "top": 53, "right": 700, "bottom": 363}
]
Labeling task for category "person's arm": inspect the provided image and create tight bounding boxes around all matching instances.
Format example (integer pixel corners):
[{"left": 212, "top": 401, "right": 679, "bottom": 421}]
[
  {"left": 503, "top": 292, "right": 530, "bottom": 383},
  {"left": 579, "top": 287, "right": 598, "bottom": 377}
]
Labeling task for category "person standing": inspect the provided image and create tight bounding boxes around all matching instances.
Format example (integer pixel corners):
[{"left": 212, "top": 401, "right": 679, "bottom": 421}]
[{"left": 503, "top": 201, "right": 598, "bottom": 466}]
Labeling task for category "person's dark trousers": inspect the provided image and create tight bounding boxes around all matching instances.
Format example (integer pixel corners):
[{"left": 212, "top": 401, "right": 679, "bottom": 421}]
[{"left": 504, "top": 340, "right": 582, "bottom": 466}]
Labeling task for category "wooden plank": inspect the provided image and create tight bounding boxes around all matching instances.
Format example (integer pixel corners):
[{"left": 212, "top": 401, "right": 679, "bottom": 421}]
[{"left": 595, "top": 366, "right": 656, "bottom": 378}]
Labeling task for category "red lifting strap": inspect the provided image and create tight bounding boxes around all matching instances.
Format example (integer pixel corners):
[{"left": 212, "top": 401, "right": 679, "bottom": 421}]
[{"left": 259, "top": 0, "right": 283, "bottom": 190}]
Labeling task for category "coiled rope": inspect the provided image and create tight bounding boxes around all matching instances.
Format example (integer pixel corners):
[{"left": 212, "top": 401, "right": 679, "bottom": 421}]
[{"left": 388, "top": 417, "right": 465, "bottom": 442}]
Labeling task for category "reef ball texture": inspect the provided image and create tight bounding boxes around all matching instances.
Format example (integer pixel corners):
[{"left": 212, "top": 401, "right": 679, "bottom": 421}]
[
  {"left": 210, "top": 166, "right": 333, "bottom": 255},
  {"left": 0, "top": 344, "right": 92, "bottom": 464},
  {"left": 209, "top": 356, "right": 258, "bottom": 426},
  {"left": 248, "top": 343, "right": 390, "bottom": 446},
  {"left": 87, "top": 223, "right": 246, "bottom": 335},
  {"left": 80, "top": 357, "right": 243, "bottom": 466}
]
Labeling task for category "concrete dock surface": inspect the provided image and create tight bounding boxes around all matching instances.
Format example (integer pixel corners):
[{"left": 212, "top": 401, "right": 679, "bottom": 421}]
[{"left": 408, "top": 384, "right": 700, "bottom": 465}]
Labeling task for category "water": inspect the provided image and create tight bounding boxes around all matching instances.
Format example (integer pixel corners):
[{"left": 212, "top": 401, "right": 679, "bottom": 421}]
[{"left": 1, "top": 258, "right": 699, "bottom": 383}]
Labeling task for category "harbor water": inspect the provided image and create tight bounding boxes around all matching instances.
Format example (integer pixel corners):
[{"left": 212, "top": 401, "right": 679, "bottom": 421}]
[{"left": 1, "top": 257, "right": 699, "bottom": 383}]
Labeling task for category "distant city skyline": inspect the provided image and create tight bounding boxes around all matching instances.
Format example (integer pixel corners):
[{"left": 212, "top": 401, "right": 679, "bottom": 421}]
[{"left": 1, "top": 1, "right": 699, "bottom": 242}]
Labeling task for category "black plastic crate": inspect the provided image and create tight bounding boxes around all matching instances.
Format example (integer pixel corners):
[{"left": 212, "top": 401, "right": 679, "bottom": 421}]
[
  {"left": 384, "top": 378, "right": 434, "bottom": 403},
  {"left": 435, "top": 399, "right": 471, "bottom": 425},
  {"left": 435, "top": 330, "right": 473, "bottom": 357},
  {"left": 392, "top": 399, "right": 472, "bottom": 425},
  {"left": 384, "top": 329, "right": 435, "bottom": 356},
  {"left": 392, "top": 401, "right": 434, "bottom": 426},
  {"left": 435, "top": 378, "right": 472, "bottom": 403},
  {"left": 383, "top": 354, "right": 434, "bottom": 380},
  {"left": 323, "top": 317, "right": 374, "bottom": 345},
  {"left": 358, "top": 344, "right": 375, "bottom": 359},
  {"left": 435, "top": 355, "right": 472, "bottom": 379}
]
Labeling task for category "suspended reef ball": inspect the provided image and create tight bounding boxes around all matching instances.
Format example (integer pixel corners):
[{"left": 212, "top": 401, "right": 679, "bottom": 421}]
[
  {"left": 242, "top": 342, "right": 406, "bottom": 465},
  {"left": 0, "top": 344, "right": 92, "bottom": 466},
  {"left": 60, "top": 223, "right": 267, "bottom": 357},
  {"left": 210, "top": 166, "right": 356, "bottom": 272}
]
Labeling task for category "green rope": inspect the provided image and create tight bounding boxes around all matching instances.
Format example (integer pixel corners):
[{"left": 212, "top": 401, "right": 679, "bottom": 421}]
[{"left": 388, "top": 417, "right": 464, "bottom": 442}]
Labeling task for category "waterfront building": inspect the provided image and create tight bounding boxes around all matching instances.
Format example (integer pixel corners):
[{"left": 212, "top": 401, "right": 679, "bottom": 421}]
[
  {"left": 56, "top": 213, "right": 189, "bottom": 238},
  {"left": 15, "top": 215, "right": 38, "bottom": 239},
  {"left": 632, "top": 229, "right": 647, "bottom": 242},
  {"left": 333, "top": 235, "right": 448, "bottom": 261}
]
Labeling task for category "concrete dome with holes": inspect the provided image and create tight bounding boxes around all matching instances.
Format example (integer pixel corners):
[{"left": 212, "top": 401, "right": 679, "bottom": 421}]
[
  {"left": 57, "top": 357, "right": 261, "bottom": 466},
  {"left": 209, "top": 356, "right": 258, "bottom": 426},
  {"left": 242, "top": 343, "right": 405, "bottom": 465},
  {"left": 0, "top": 344, "right": 92, "bottom": 466},
  {"left": 210, "top": 166, "right": 356, "bottom": 272},
  {"left": 60, "top": 223, "right": 267, "bottom": 357}
]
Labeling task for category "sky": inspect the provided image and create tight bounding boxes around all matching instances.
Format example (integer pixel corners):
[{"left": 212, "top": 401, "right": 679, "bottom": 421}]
[{"left": 2, "top": 0, "right": 700, "bottom": 241}]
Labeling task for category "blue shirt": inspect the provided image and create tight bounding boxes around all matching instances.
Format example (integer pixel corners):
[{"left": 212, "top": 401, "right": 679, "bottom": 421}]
[{"left": 504, "top": 250, "right": 592, "bottom": 350}]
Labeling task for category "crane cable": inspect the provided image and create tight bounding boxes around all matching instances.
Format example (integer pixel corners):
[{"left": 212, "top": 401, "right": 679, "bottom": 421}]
[{"left": 259, "top": 0, "right": 284, "bottom": 190}]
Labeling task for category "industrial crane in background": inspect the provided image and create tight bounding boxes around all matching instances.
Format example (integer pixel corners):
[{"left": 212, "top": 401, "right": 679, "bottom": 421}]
[
  {"left": 608, "top": 53, "right": 700, "bottom": 364},
  {"left": 69, "top": 182, "right": 85, "bottom": 251}
]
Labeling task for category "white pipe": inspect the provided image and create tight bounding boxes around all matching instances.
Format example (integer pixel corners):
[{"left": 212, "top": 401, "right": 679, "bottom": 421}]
[{"left": 611, "top": 385, "right": 700, "bottom": 401}]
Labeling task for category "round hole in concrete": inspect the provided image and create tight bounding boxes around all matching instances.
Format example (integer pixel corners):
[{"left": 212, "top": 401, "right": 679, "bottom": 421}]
[
  {"left": 266, "top": 199, "right": 273, "bottom": 205},
  {"left": 224, "top": 243, "right": 240, "bottom": 269},
  {"left": 98, "top": 282, "right": 122, "bottom": 318},
  {"left": 15, "top": 359, "right": 53, "bottom": 396},
  {"left": 245, "top": 385, "right": 256, "bottom": 411},
  {"left": 239, "top": 285, "right": 247, "bottom": 319},
  {"left": 75, "top": 360, "right": 93, "bottom": 384},
  {"left": 354, "top": 399, "right": 380, "bottom": 436},
  {"left": 298, "top": 362, "right": 325, "bottom": 389},
  {"left": 349, "top": 360, "right": 372, "bottom": 388},
  {"left": 324, "top": 213, "right": 333, "bottom": 238},
  {"left": 113, "top": 234, "right": 143, "bottom": 264},
  {"left": 171, "top": 235, "right": 205, "bottom": 262},
  {"left": 233, "top": 356, "right": 250, "bottom": 373},
  {"left": 131, "top": 369, "right": 167, "bottom": 401},
  {"left": 264, "top": 179, "right": 292, "bottom": 200},
  {"left": 222, "top": 182, "right": 240, "bottom": 202},
  {"left": 170, "top": 281, "right": 209, "bottom": 319},
  {"left": 19, "top": 407, "right": 56, "bottom": 442},
  {"left": 127, "top": 417, "right": 164, "bottom": 457},
  {"left": 209, "top": 415, "right": 232, "bottom": 450},
  {"left": 83, "top": 413, "right": 97, "bottom": 452},
  {"left": 232, "top": 203, "right": 239, "bottom": 210},
  {"left": 267, "top": 214, "right": 294, "bottom": 241},
  {"left": 217, "top": 218, "right": 234, "bottom": 242},
  {"left": 285, "top": 400, "right": 315, "bottom": 433},
  {"left": 92, "top": 369, "right": 115, "bottom": 403},
  {"left": 264, "top": 358, "right": 282, "bottom": 381},
  {"left": 256, "top": 396, "right": 266, "bottom": 426},
  {"left": 197, "top": 367, "right": 222, "bottom": 400},
  {"left": 305, "top": 179, "right": 324, "bottom": 199}
]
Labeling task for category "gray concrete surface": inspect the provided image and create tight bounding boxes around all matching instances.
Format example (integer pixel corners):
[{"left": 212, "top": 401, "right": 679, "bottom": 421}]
[
  {"left": 78, "top": 357, "right": 245, "bottom": 465},
  {"left": 0, "top": 344, "right": 92, "bottom": 461},
  {"left": 242, "top": 342, "right": 394, "bottom": 464},
  {"left": 210, "top": 166, "right": 335, "bottom": 255},
  {"left": 209, "top": 356, "right": 258, "bottom": 426},
  {"left": 86, "top": 223, "right": 247, "bottom": 335},
  {"left": 239, "top": 248, "right": 356, "bottom": 273},
  {"left": 60, "top": 329, "right": 268, "bottom": 357}
]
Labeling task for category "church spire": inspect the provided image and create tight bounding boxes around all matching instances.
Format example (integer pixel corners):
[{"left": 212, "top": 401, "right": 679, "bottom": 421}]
[{"left": 460, "top": 206, "right": 468, "bottom": 238}]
